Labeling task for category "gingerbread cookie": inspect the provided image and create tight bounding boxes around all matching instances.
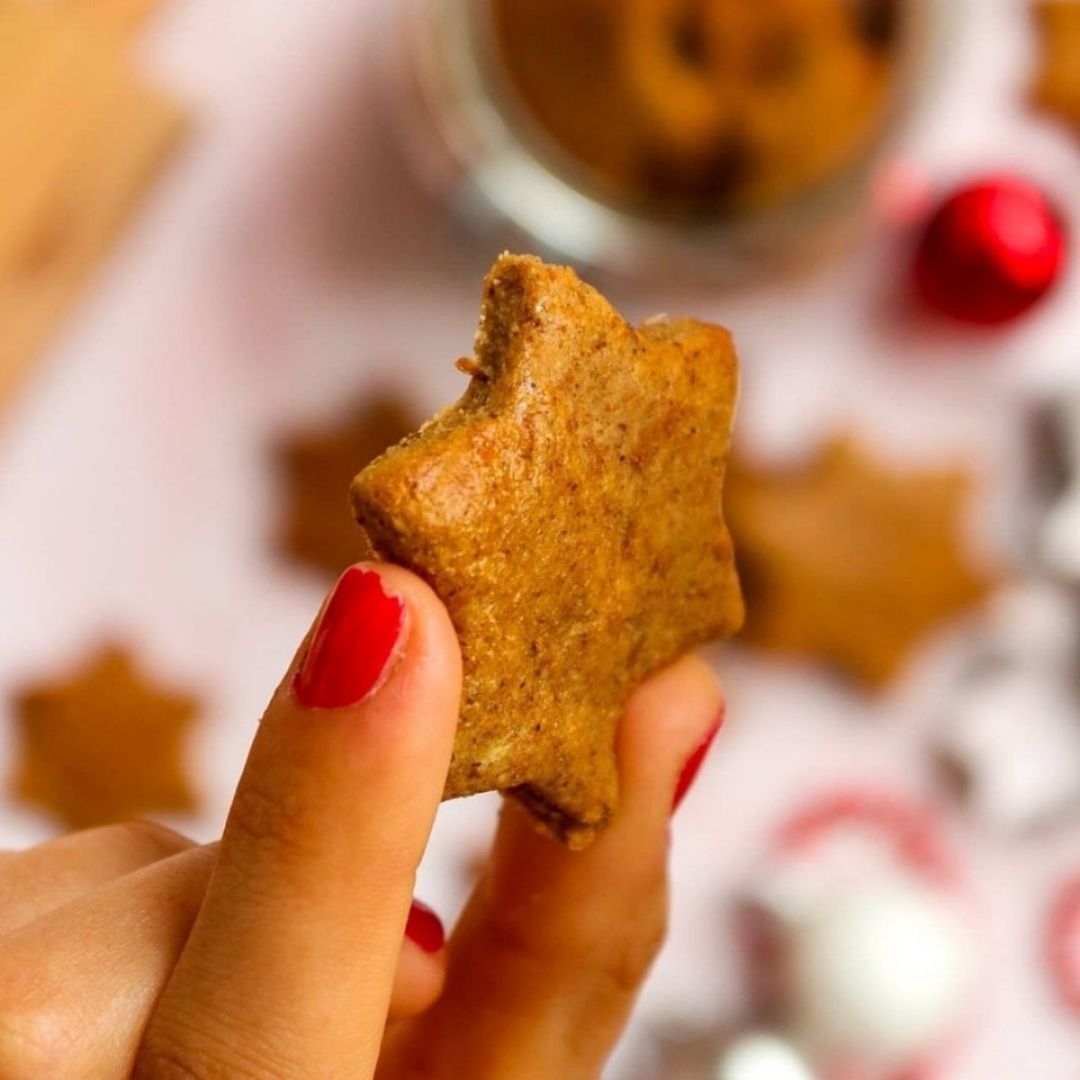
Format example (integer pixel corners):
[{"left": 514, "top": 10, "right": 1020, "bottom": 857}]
[
  {"left": 1032, "top": 1, "right": 1080, "bottom": 135},
  {"left": 0, "top": 0, "right": 185, "bottom": 413},
  {"left": 726, "top": 437, "right": 994, "bottom": 687},
  {"left": 492, "top": 0, "right": 899, "bottom": 214},
  {"left": 276, "top": 392, "right": 418, "bottom": 579},
  {"left": 353, "top": 254, "right": 743, "bottom": 848},
  {"left": 10, "top": 645, "right": 198, "bottom": 829},
  {"left": 622, "top": 0, "right": 892, "bottom": 209}
]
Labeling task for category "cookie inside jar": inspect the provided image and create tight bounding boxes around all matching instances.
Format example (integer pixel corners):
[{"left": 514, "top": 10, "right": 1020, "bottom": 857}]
[{"left": 488, "top": 0, "right": 903, "bottom": 218}]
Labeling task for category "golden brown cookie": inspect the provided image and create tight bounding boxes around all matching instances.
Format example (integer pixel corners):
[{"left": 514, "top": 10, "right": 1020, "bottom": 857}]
[
  {"left": 277, "top": 393, "right": 419, "bottom": 579},
  {"left": 620, "top": 0, "right": 735, "bottom": 174},
  {"left": 726, "top": 437, "right": 994, "bottom": 687},
  {"left": 623, "top": 0, "right": 890, "bottom": 208},
  {"left": 353, "top": 254, "right": 744, "bottom": 848},
  {"left": 709, "top": 0, "right": 891, "bottom": 209},
  {"left": 492, "top": 0, "right": 898, "bottom": 214},
  {"left": 10, "top": 645, "right": 198, "bottom": 829},
  {"left": 1032, "top": 1, "right": 1080, "bottom": 135},
  {"left": 490, "top": 0, "right": 638, "bottom": 197},
  {"left": 0, "top": 0, "right": 184, "bottom": 414}
]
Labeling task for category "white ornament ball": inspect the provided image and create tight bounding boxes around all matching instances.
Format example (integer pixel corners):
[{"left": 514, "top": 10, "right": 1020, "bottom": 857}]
[
  {"left": 787, "top": 879, "right": 974, "bottom": 1070},
  {"left": 714, "top": 1032, "right": 816, "bottom": 1080}
]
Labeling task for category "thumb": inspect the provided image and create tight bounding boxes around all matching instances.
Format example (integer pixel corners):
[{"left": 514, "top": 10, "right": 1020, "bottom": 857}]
[{"left": 137, "top": 564, "right": 462, "bottom": 1080}]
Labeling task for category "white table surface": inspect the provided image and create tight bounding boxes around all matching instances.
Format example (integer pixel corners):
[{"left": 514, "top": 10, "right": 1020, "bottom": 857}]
[{"left": 0, "top": 0, "right": 1078, "bottom": 1076}]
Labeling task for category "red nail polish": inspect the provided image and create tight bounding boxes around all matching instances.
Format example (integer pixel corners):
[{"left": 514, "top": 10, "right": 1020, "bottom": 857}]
[
  {"left": 405, "top": 899, "right": 445, "bottom": 954},
  {"left": 672, "top": 708, "right": 725, "bottom": 812},
  {"left": 293, "top": 566, "right": 406, "bottom": 709}
]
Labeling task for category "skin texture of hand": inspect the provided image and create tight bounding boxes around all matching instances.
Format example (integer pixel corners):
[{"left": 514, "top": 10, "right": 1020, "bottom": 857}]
[{"left": 0, "top": 563, "right": 724, "bottom": 1079}]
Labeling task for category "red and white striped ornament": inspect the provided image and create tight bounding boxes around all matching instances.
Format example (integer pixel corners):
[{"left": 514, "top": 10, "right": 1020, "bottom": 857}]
[{"left": 738, "top": 791, "right": 976, "bottom": 1080}]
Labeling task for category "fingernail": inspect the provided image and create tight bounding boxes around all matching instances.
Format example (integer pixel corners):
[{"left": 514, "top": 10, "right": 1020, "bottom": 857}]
[
  {"left": 405, "top": 899, "right": 445, "bottom": 954},
  {"left": 293, "top": 566, "right": 406, "bottom": 710},
  {"left": 672, "top": 707, "right": 725, "bottom": 813}
]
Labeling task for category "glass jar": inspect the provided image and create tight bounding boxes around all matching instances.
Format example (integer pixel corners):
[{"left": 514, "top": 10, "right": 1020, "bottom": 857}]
[{"left": 391, "top": 0, "right": 947, "bottom": 281}]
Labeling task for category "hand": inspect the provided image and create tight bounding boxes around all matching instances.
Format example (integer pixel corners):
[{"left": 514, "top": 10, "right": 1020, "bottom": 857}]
[{"left": 0, "top": 564, "right": 724, "bottom": 1079}]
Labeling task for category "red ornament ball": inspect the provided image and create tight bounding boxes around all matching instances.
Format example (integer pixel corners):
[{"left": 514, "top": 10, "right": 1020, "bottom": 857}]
[{"left": 913, "top": 175, "right": 1068, "bottom": 325}]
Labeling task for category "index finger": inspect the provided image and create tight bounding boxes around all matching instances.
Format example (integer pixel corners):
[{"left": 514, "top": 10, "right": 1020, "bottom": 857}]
[{"left": 136, "top": 564, "right": 462, "bottom": 1080}]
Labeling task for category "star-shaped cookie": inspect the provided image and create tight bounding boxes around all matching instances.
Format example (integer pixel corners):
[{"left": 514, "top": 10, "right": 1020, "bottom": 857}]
[
  {"left": 1032, "top": 1, "right": 1080, "bottom": 135},
  {"left": 725, "top": 437, "right": 994, "bottom": 687},
  {"left": 353, "top": 254, "right": 744, "bottom": 847},
  {"left": 10, "top": 645, "right": 198, "bottom": 829},
  {"left": 276, "top": 393, "right": 418, "bottom": 579}
]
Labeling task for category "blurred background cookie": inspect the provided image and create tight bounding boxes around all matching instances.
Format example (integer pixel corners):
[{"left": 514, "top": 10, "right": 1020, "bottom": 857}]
[
  {"left": 726, "top": 437, "right": 996, "bottom": 687},
  {"left": 1032, "top": 0, "right": 1080, "bottom": 137},
  {"left": 275, "top": 390, "right": 419, "bottom": 580},
  {"left": 9, "top": 645, "right": 199, "bottom": 830},
  {"left": 0, "top": 0, "right": 185, "bottom": 414},
  {"left": 491, "top": 0, "right": 900, "bottom": 215}
]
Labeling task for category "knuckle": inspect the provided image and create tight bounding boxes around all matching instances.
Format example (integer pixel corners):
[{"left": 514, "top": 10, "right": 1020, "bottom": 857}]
[
  {"left": 595, "top": 900, "right": 667, "bottom": 996},
  {"left": 482, "top": 903, "right": 554, "bottom": 971},
  {"left": 224, "top": 779, "right": 324, "bottom": 868},
  {"left": 136, "top": 1016, "right": 278, "bottom": 1080},
  {"left": 133, "top": 1036, "right": 213, "bottom": 1080},
  {"left": 482, "top": 888, "right": 667, "bottom": 1000}
]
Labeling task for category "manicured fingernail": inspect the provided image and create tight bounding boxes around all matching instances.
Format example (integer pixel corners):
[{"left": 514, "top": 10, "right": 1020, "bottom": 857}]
[
  {"left": 672, "top": 707, "right": 725, "bottom": 813},
  {"left": 405, "top": 899, "right": 445, "bottom": 954},
  {"left": 293, "top": 566, "right": 406, "bottom": 709}
]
